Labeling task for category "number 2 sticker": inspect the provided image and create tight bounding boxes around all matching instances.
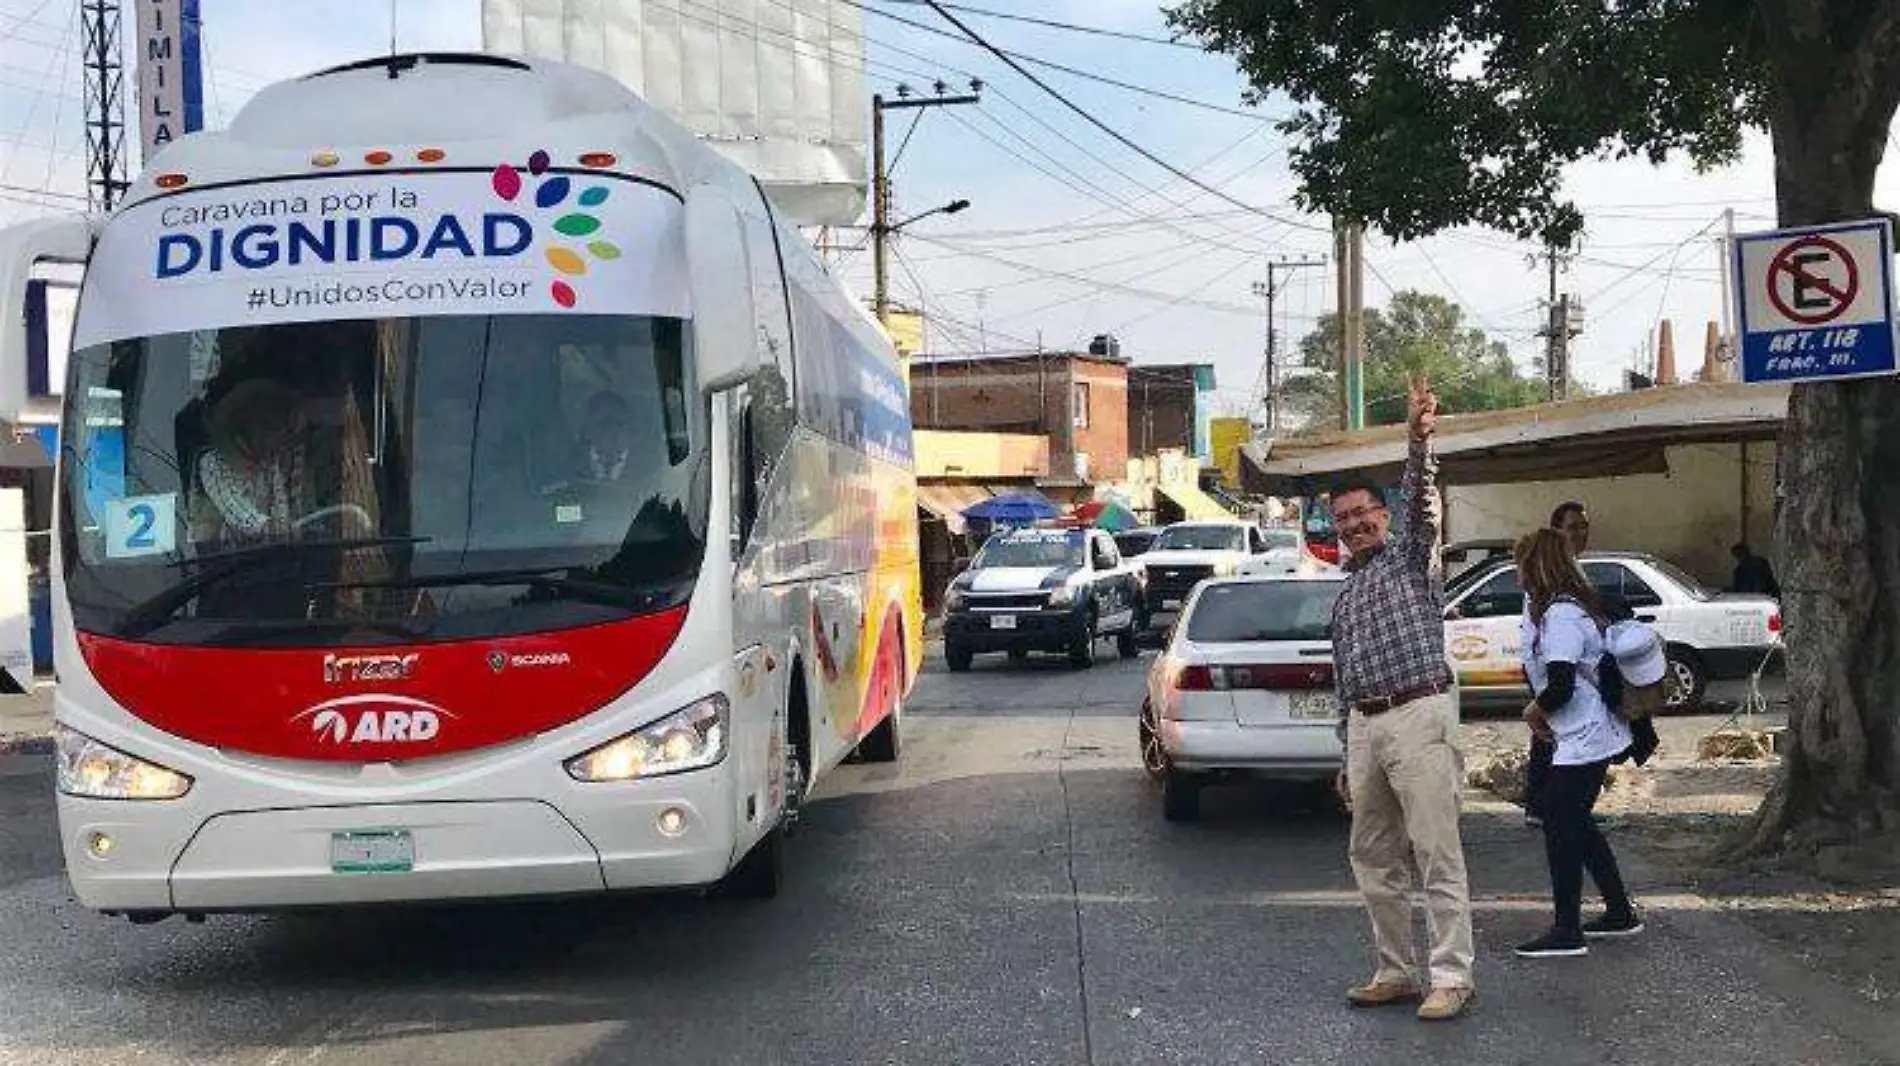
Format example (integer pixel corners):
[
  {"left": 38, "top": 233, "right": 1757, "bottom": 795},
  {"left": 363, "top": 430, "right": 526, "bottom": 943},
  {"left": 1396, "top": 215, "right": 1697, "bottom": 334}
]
[{"left": 104, "top": 494, "right": 177, "bottom": 558}]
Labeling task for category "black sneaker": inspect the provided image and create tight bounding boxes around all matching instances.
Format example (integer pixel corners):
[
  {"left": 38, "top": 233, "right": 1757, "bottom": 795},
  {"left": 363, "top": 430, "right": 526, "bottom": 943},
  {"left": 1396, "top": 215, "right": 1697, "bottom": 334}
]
[
  {"left": 1515, "top": 929, "right": 1589, "bottom": 958},
  {"left": 1582, "top": 911, "right": 1645, "bottom": 939}
]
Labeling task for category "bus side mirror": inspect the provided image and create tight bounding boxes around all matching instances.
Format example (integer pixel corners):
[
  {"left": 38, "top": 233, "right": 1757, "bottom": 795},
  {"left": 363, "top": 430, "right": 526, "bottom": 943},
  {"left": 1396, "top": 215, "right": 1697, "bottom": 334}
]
[
  {"left": 684, "top": 184, "right": 760, "bottom": 395},
  {"left": 0, "top": 215, "right": 96, "bottom": 422}
]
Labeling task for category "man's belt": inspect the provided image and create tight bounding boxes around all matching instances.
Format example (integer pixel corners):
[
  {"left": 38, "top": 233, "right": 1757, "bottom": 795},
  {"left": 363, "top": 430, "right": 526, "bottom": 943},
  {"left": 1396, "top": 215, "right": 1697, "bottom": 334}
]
[{"left": 1353, "top": 677, "right": 1452, "bottom": 716}]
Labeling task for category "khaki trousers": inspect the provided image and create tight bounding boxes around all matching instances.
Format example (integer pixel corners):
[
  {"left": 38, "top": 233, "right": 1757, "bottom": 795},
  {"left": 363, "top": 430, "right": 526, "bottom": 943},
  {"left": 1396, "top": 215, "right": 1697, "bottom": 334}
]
[{"left": 1346, "top": 690, "right": 1475, "bottom": 990}]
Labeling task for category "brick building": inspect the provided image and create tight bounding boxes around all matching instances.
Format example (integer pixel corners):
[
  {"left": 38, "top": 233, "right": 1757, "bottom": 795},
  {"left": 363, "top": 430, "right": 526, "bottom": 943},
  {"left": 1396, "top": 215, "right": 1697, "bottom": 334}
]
[
  {"left": 909, "top": 350, "right": 1130, "bottom": 483},
  {"left": 1127, "top": 363, "right": 1215, "bottom": 462}
]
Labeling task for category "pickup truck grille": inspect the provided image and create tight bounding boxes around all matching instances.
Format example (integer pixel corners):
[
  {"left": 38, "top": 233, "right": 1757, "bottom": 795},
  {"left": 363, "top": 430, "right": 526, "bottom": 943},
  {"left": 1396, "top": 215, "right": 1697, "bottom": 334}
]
[
  {"left": 1146, "top": 565, "right": 1214, "bottom": 599},
  {"left": 962, "top": 592, "right": 1049, "bottom": 611}
]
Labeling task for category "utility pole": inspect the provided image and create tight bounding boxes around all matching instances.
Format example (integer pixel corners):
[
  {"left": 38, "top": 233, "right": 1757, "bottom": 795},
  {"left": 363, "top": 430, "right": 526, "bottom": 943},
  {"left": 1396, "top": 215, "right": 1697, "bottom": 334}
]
[
  {"left": 81, "top": 0, "right": 129, "bottom": 211},
  {"left": 1537, "top": 242, "right": 1580, "bottom": 401},
  {"left": 1715, "top": 206, "right": 1737, "bottom": 380},
  {"left": 872, "top": 82, "right": 980, "bottom": 326},
  {"left": 1251, "top": 254, "right": 1326, "bottom": 435},
  {"left": 1332, "top": 221, "right": 1366, "bottom": 431}
]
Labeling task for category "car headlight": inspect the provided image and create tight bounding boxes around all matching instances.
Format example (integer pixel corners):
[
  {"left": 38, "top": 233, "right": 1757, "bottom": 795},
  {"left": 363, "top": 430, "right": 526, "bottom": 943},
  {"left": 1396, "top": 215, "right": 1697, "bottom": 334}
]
[
  {"left": 1047, "top": 584, "right": 1079, "bottom": 607},
  {"left": 1213, "top": 560, "right": 1240, "bottom": 577},
  {"left": 945, "top": 587, "right": 966, "bottom": 610},
  {"left": 56, "top": 726, "right": 192, "bottom": 801},
  {"left": 565, "top": 694, "right": 730, "bottom": 782}
]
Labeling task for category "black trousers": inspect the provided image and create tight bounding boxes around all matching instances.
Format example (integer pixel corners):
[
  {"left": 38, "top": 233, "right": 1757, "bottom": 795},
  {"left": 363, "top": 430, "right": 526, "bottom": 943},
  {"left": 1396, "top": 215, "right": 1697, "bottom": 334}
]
[
  {"left": 1541, "top": 757, "right": 1634, "bottom": 932},
  {"left": 1525, "top": 735, "right": 1554, "bottom": 817}
]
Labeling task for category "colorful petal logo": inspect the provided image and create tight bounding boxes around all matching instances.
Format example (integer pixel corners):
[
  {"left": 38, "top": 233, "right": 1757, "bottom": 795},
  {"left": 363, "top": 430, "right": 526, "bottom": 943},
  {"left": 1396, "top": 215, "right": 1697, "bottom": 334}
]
[{"left": 491, "top": 150, "right": 621, "bottom": 310}]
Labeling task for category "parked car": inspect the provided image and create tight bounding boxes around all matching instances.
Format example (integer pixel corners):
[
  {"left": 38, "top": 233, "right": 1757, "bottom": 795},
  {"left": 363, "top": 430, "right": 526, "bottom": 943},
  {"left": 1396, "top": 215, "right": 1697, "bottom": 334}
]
[
  {"left": 1136, "top": 520, "right": 1282, "bottom": 634},
  {"left": 943, "top": 527, "right": 1142, "bottom": 670},
  {"left": 1443, "top": 550, "right": 1781, "bottom": 709},
  {"left": 1140, "top": 573, "right": 1347, "bottom": 822}
]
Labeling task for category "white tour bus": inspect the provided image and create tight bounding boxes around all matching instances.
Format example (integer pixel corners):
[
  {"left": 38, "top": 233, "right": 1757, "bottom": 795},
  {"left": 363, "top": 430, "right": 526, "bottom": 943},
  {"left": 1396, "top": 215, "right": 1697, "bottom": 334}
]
[{"left": 0, "top": 52, "right": 922, "bottom": 920}]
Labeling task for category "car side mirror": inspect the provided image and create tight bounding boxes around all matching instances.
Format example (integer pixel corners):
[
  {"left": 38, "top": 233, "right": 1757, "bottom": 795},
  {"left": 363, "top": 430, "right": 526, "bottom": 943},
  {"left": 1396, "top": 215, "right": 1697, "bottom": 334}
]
[{"left": 684, "top": 183, "right": 761, "bottom": 395}]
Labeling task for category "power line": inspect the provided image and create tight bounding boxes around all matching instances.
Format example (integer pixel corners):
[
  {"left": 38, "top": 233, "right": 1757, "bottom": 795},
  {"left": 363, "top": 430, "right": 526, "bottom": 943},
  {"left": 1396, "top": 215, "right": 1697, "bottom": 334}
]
[
  {"left": 854, "top": 0, "right": 1277, "bottom": 122},
  {"left": 908, "top": 0, "right": 1321, "bottom": 230},
  {"left": 0, "top": 0, "right": 58, "bottom": 44},
  {"left": 873, "top": 0, "right": 1203, "bottom": 50}
]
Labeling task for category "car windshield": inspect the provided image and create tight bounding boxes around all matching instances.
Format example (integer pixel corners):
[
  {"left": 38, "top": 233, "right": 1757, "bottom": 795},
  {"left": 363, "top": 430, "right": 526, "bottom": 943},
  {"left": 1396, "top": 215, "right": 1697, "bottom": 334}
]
[
  {"left": 1154, "top": 525, "right": 1245, "bottom": 552},
  {"left": 1187, "top": 581, "right": 1343, "bottom": 643},
  {"left": 1261, "top": 528, "right": 1300, "bottom": 552},
  {"left": 975, "top": 531, "right": 1085, "bottom": 569},
  {"left": 60, "top": 313, "right": 706, "bottom": 647}
]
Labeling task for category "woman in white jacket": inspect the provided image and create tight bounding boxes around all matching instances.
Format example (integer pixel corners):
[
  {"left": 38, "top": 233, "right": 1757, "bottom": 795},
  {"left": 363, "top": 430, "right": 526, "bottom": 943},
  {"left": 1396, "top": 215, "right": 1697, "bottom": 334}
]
[{"left": 1513, "top": 528, "right": 1644, "bottom": 958}]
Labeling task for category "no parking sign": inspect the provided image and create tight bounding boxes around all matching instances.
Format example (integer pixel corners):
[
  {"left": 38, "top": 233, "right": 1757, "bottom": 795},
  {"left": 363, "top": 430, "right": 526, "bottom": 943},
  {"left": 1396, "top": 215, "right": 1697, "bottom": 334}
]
[{"left": 1733, "top": 219, "right": 1898, "bottom": 383}]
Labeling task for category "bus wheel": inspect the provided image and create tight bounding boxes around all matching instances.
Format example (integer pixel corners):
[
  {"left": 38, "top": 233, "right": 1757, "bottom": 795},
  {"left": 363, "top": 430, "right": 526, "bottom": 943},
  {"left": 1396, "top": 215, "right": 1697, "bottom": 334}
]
[{"left": 717, "top": 827, "right": 784, "bottom": 899}]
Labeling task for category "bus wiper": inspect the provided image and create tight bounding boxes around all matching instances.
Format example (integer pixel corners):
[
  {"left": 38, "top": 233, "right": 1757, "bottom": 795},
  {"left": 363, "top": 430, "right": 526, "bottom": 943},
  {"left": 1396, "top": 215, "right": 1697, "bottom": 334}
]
[
  {"left": 122, "top": 536, "right": 434, "bottom": 635},
  {"left": 323, "top": 567, "right": 679, "bottom": 610}
]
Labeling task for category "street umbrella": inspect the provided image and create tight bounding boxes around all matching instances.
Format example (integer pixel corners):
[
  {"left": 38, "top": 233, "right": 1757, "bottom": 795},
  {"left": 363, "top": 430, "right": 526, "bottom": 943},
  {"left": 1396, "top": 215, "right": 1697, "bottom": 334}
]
[
  {"left": 962, "top": 491, "right": 1062, "bottom": 533},
  {"left": 1071, "top": 498, "right": 1138, "bottom": 531}
]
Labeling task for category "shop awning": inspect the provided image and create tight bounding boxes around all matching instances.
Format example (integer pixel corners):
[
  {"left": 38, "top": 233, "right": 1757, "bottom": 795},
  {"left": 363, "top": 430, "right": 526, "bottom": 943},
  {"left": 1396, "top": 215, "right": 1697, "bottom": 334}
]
[
  {"left": 916, "top": 482, "right": 994, "bottom": 534},
  {"left": 1240, "top": 383, "right": 1789, "bottom": 495},
  {"left": 1158, "top": 481, "right": 1230, "bottom": 520}
]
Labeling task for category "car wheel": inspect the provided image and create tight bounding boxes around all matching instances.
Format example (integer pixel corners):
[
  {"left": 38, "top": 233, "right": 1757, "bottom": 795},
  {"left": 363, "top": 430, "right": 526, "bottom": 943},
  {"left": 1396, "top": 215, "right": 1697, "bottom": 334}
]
[
  {"left": 1069, "top": 609, "right": 1098, "bottom": 669},
  {"left": 1162, "top": 770, "right": 1202, "bottom": 822},
  {"left": 1138, "top": 701, "right": 1169, "bottom": 781},
  {"left": 1663, "top": 645, "right": 1707, "bottom": 710},
  {"left": 1116, "top": 624, "right": 1139, "bottom": 660},
  {"left": 945, "top": 641, "right": 974, "bottom": 673}
]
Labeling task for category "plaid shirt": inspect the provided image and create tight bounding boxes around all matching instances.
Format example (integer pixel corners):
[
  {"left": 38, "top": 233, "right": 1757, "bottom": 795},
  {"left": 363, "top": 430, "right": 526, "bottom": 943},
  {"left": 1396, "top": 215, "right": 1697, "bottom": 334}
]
[{"left": 1331, "top": 435, "right": 1451, "bottom": 720}]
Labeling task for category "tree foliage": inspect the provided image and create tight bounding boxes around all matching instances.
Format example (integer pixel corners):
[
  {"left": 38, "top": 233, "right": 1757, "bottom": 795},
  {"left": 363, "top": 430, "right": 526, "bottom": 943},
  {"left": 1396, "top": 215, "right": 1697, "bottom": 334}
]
[
  {"left": 1166, "top": 0, "right": 1770, "bottom": 248},
  {"left": 1281, "top": 291, "right": 1546, "bottom": 432}
]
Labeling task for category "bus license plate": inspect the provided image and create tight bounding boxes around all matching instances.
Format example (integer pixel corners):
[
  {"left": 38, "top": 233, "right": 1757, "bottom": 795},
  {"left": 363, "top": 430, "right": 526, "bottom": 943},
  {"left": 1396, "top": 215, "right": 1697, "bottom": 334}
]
[
  {"left": 990, "top": 615, "right": 1018, "bottom": 630},
  {"left": 1290, "top": 692, "right": 1337, "bottom": 720},
  {"left": 331, "top": 829, "right": 414, "bottom": 874}
]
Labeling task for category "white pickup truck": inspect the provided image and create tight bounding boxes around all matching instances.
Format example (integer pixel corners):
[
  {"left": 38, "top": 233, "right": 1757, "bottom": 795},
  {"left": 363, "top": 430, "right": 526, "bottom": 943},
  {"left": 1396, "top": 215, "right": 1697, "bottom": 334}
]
[{"left": 1137, "top": 520, "right": 1305, "bottom": 634}]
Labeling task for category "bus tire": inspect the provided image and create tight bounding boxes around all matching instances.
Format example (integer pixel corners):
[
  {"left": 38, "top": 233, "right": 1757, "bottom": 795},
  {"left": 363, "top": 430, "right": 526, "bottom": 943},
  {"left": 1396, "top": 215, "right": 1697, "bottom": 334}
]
[{"left": 717, "top": 827, "right": 784, "bottom": 899}]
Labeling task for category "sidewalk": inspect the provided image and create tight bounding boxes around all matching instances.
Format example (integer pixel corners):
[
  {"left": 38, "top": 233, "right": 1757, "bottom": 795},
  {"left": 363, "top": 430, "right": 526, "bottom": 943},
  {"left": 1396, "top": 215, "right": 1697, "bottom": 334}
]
[{"left": 0, "top": 683, "right": 54, "bottom": 755}]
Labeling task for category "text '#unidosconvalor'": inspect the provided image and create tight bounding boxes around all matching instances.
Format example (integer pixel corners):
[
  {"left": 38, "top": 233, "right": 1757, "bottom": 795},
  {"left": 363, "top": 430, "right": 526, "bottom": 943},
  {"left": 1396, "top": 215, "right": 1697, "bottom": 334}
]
[{"left": 247, "top": 276, "right": 534, "bottom": 310}]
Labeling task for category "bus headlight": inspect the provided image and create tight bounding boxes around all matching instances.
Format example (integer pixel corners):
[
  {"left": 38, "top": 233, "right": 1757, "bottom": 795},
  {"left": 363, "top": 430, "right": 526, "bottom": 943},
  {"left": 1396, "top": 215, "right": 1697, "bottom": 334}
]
[
  {"left": 565, "top": 694, "right": 730, "bottom": 782},
  {"left": 55, "top": 726, "right": 192, "bottom": 801}
]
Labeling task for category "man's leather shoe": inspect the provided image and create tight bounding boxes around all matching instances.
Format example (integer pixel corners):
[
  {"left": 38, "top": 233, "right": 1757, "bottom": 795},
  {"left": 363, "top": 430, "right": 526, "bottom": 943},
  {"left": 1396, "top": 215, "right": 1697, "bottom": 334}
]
[
  {"left": 1416, "top": 986, "right": 1473, "bottom": 1021},
  {"left": 1345, "top": 980, "right": 1421, "bottom": 1007}
]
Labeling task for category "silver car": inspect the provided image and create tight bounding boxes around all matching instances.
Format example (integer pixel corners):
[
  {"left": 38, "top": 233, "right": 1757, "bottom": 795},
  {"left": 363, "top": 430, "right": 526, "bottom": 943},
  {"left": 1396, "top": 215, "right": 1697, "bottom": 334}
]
[{"left": 1139, "top": 573, "right": 1347, "bottom": 822}]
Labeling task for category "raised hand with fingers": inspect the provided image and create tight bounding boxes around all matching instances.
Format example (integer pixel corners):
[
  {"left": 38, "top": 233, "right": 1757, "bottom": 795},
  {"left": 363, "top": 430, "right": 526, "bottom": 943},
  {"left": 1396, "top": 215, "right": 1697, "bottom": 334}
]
[{"left": 1406, "top": 374, "right": 1439, "bottom": 442}]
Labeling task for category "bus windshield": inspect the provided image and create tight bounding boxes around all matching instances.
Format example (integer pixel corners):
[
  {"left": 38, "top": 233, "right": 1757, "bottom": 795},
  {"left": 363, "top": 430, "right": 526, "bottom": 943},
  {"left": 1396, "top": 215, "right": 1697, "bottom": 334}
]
[{"left": 60, "top": 313, "right": 706, "bottom": 647}]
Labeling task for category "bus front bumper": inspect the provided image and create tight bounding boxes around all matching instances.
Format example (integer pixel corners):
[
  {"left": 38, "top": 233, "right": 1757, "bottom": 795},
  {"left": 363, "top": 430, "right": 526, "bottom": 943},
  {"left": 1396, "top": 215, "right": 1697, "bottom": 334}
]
[{"left": 58, "top": 775, "right": 745, "bottom": 913}]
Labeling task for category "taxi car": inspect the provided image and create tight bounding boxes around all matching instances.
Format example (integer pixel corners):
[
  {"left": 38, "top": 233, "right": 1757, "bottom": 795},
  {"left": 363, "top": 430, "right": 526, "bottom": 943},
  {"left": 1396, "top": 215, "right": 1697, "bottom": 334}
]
[{"left": 1443, "top": 550, "right": 1780, "bottom": 709}]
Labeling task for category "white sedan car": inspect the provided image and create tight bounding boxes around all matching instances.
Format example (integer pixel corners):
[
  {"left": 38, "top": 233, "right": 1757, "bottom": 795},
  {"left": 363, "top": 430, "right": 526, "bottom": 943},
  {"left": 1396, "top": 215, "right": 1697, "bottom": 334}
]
[
  {"left": 1443, "top": 550, "right": 1781, "bottom": 709},
  {"left": 1139, "top": 573, "right": 1347, "bottom": 822}
]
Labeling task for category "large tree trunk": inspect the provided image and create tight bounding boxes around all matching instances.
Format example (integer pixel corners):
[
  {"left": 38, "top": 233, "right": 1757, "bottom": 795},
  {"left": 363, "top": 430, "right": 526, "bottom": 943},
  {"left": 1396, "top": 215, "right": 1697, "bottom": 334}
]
[{"left": 1742, "top": 0, "right": 1900, "bottom": 854}]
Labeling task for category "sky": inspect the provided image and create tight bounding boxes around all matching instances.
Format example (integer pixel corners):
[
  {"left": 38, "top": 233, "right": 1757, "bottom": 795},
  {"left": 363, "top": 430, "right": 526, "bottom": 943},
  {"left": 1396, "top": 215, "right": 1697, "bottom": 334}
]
[{"left": 0, "top": 0, "right": 1890, "bottom": 419}]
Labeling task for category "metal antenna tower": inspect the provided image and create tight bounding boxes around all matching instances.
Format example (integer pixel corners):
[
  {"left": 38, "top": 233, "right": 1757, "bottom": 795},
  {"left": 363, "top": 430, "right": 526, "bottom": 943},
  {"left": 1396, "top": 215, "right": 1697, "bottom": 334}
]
[{"left": 81, "top": 0, "right": 130, "bottom": 211}]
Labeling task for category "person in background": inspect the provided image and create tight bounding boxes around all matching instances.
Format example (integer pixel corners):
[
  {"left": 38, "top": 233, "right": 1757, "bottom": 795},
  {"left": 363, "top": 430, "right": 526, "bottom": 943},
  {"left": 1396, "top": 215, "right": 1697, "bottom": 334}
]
[
  {"left": 1524, "top": 501, "right": 1591, "bottom": 828},
  {"left": 1329, "top": 376, "right": 1474, "bottom": 1023},
  {"left": 1514, "top": 528, "right": 1644, "bottom": 958},
  {"left": 1731, "top": 543, "right": 1781, "bottom": 597},
  {"left": 1551, "top": 500, "right": 1590, "bottom": 556}
]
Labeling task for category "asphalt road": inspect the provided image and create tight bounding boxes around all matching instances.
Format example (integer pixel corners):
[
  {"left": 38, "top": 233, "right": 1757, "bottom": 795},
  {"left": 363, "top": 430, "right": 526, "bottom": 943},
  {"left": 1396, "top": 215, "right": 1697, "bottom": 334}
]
[{"left": 0, "top": 652, "right": 1886, "bottom": 1066}]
